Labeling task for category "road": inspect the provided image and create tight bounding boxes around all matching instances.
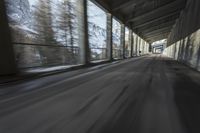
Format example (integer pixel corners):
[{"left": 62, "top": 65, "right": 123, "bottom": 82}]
[{"left": 0, "top": 54, "right": 200, "bottom": 133}]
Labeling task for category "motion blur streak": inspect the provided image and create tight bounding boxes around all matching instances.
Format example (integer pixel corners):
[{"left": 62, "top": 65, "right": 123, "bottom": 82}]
[{"left": 0, "top": 54, "right": 200, "bottom": 133}]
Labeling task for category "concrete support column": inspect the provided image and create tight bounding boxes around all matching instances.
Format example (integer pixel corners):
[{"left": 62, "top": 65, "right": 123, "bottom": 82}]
[
  {"left": 142, "top": 40, "right": 144, "bottom": 54},
  {"left": 77, "top": 0, "right": 90, "bottom": 65},
  {"left": 146, "top": 43, "right": 148, "bottom": 53},
  {"left": 130, "top": 30, "right": 133, "bottom": 57},
  {"left": 153, "top": 47, "right": 155, "bottom": 53},
  {"left": 139, "top": 38, "right": 141, "bottom": 55},
  {"left": 106, "top": 13, "right": 113, "bottom": 61},
  {"left": 144, "top": 42, "right": 146, "bottom": 54},
  {"left": 135, "top": 36, "right": 138, "bottom": 56},
  {"left": 149, "top": 43, "right": 152, "bottom": 53},
  {"left": 0, "top": 0, "right": 17, "bottom": 75},
  {"left": 141, "top": 40, "right": 143, "bottom": 55},
  {"left": 132, "top": 34, "right": 135, "bottom": 57},
  {"left": 142, "top": 40, "right": 145, "bottom": 55},
  {"left": 138, "top": 37, "right": 141, "bottom": 56},
  {"left": 133, "top": 35, "right": 136, "bottom": 56},
  {"left": 147, "top": 43, "right": 150, "bottom": 53},
  {"left": 121, "top": 24, "right": 125, "bottom": 59}
]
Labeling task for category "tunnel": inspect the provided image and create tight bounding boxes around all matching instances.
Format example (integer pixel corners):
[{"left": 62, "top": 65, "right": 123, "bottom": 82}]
[{"left": 0, "top": 0, "right": 200, "bottom": 133}]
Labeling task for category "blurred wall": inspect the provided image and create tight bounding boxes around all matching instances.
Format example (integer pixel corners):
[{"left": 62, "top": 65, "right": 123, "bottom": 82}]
[
  {"left": 0, "top": 0, "right": 17, "bottom": 75},
  {"left": 165, "top": 0, "right": 200, "bottom": 71}
]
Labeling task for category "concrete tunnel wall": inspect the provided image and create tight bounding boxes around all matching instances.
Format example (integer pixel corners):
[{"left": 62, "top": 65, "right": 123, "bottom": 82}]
[
  {"left": 0, "top": 0, "right": 17, "bottom": 75},
  {"left": 164, "top": 0, "right": 200, "bottom": 71}
]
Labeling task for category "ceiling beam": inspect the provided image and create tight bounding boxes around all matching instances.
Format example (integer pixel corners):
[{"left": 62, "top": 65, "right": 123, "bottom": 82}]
[
  {"left": 145, "top": 34, "right": 170, "bottom": 43},
  {"left": 144, "top": 32, "right": 170, "bottom": 40},
  {"left": 132, "top": 11, "right": 180, "bottom": 29},
  {"left": 140, "top": 25, "right": 173, "bottom": 35},
  {"left": 147, "top": 36, "right": 168, "bottom": 43},
  {"left": 111, "top": 0, "right": 150, "bottom": 11},
  {"left": 112, "top": 0, "right": 137, "bottom": 11},
  {"left": 91, "top": 0, "right": 126, "bottom": 23},
  {"left": 136, "top": 19, "right": 175, "bottom": 32},
  {"left": 146, "top": 34, "right": 168, "bottom": 40},
  {"left": 144, "top": 32, "right": 169, "bottom": 39},
  {"left": 144, "top": 32, "right": 169, "bottom": 40},
  {"left": 144, "top": 31, "right": 170, "bottom": 38},
  {"left": 90, "top": 0, "right": 111, "bottom": 12},
  {"left": 131, "top": 8, "right": 182, "bottom": 26},
  {"left": 128, "top": 0, "right": 184, "bottom": 22}
]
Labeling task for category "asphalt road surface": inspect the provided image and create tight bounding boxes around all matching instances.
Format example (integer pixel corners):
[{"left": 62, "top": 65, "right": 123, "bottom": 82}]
[{"left": 0, "top": 54, "right": 200, "bottom": 133}]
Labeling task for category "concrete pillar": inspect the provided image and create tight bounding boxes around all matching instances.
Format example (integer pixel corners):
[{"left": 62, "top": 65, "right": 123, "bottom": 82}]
[
  {"left": 149, "top": 43, "right": 152, "bottom": 53},
  {"left": 140, "top": 39, "right": 142, "bottom": 54},
  {"left": 146, "top": 43, "right": 149, "bottom": 54},
  {"left": 135, "top": 36, "right": 138, "bottom": 56},
  {"left": 130, "top": 30, "right": 133, "bottom": 57},
  {"left": 0, "top": 0, "right": 17, "bottom": 75},
  {"left": 133, "top": 35, "right": 137, "bottom": 56},
  {"left": 106, "top": 13, "right": 113, "bottom": 61},
  {"left": 132, "top": 34, "right": 135, "bottom": 56},
  {"left": 142, "top": 40, "right": 145, "bottom": 55},
  {"left": 138, "top": 37, "right": 141, "bottom": 56},
  {"left": 77, "top": 0, "right": 90, "bottom": 65},
  {"left": 142, "top": 40, "right": 144, "bottom": 53},
  {"left": 121, "top": 24, "right": 125, "bottom": 59}
]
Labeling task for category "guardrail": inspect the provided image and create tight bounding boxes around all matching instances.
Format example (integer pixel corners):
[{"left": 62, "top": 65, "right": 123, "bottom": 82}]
[
  {"left": 90, "top": 47, "right": 107, "bottom": 61},
  {"left": 12, "top": 42, "right": 80, "bottom": 68},
  {"left": 113, "top": 48, "right": 123, "bottom": 59}
]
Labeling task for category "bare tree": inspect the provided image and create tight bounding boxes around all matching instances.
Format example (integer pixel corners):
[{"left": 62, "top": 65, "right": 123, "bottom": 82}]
[
  {"left": 33, "top": 0, "right": 56, "bottom": 45},
  {"left": 33, "top": 0, "right": 60, "bottom": 66}
]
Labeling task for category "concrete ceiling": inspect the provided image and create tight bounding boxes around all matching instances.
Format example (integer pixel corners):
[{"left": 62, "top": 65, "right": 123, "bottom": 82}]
[{"left": 91, "top": 0, "right": 187, "bottom": 43}]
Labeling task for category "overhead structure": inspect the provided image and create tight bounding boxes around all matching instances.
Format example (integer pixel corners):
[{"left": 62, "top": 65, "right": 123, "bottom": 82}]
[{"left": 91, "top": 0, "right": 187, "bottom": 43}]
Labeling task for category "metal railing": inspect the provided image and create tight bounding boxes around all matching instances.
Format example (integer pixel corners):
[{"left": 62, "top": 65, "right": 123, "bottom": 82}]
[
  {"left": 113, "top": 48, "right": 123, "bottom": 59},
  {"left": 13, "top": 42, "right": 80, "bottom": 68},
  {"left": 12, "top": 42, "right": 132, "bottom": 69},
  {"left": 90, "top": 47, "right": 107, "bottom": 61}
]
